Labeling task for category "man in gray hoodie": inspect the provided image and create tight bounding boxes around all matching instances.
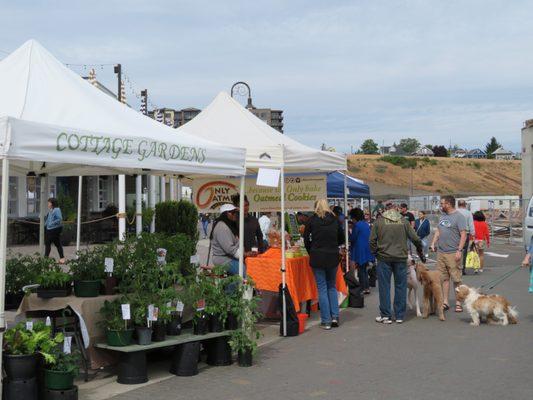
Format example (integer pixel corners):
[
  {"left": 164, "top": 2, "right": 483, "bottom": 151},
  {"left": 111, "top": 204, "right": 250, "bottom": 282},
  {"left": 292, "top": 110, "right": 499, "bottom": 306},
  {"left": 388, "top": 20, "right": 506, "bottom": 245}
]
[{"left": 370, "top": 205, "right": 425, "bottom": 324}]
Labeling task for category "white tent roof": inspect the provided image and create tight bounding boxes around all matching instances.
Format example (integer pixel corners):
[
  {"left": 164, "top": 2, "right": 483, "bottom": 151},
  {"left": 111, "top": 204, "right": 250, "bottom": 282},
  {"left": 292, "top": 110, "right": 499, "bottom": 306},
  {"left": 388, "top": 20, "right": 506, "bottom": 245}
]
[
  {"left": 0, "top": 40, "right": 246, "bottom": 177},
  {"left": 178, "top": 92, "right": 346, "bottom": 172}
]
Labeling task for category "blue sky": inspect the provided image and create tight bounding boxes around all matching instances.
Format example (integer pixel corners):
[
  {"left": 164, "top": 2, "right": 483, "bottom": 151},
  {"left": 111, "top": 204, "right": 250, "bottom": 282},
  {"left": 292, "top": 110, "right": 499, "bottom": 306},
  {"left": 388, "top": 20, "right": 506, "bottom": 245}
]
[{"left": 2, "top": 0, "right": 532, "bottom": 152}]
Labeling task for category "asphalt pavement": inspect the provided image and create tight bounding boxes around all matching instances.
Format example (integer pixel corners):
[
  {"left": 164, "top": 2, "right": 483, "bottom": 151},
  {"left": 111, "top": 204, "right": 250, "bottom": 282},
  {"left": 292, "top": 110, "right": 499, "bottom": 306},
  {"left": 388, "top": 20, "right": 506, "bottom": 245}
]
[{"left": 110, "top": 241, "right": 532, "bottom": 400}]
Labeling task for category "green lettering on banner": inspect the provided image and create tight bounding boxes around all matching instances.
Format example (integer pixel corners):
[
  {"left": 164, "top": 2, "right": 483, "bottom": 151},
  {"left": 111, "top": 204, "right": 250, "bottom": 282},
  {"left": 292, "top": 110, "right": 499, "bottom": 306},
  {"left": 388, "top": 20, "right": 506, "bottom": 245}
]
[
  {"left": 54, "top": 132, "right": 207, "bottom": 164},
  {"left": 56, "top": 132, "right": 67, "bottom": 151}
]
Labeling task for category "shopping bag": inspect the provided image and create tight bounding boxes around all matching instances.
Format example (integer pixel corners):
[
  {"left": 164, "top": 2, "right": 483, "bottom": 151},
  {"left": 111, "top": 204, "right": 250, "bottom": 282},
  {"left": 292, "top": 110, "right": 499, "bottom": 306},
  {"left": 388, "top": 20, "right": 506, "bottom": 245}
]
[{"left": 465, "top": 250, "right": 480, "bottom": 270}]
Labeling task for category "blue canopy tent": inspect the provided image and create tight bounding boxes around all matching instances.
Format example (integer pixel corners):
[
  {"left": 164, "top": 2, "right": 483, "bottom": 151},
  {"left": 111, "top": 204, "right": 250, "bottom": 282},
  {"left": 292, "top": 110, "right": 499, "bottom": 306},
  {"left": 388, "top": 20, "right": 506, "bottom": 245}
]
[{"left": 327, "top": 171, "right": 370, "bottom": 198}]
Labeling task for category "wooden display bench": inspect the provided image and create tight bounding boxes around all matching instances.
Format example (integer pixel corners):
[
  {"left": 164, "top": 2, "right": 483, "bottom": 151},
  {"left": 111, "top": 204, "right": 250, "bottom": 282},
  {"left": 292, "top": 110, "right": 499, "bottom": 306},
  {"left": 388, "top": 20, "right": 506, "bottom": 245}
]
[{"left": 96, "top": 330, "right": 232, "bottom": 384}]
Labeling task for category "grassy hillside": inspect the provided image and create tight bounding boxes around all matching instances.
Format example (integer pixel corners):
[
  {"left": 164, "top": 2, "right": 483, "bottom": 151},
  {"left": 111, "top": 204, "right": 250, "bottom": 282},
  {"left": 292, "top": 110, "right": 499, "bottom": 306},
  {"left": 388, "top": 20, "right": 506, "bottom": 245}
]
[{"left": 348, "top": 155, "right": 521, "bottom": 196}]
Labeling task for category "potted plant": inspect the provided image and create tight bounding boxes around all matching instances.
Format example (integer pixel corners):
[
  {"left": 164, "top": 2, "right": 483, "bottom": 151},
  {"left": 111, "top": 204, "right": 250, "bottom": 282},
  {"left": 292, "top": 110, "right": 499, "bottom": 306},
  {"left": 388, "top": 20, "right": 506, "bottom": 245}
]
[
  {"left": 69, "top": 248, "right": 105, "bottom": 297},
  {"left": 98, "top": 299, "right": 133, "bottom": 347},
  {"left": 44, "top": 347, "right": 80, "bottom": 391},
  {"left": 229, "top": 279, "right": 262, "bottom": 367},
  {"left": 5, "top": 254, "right": 36, "bottom": 309},
  {"left": 130, "top": 296, "right": 153, "bottom": 345},
  {"left": 36, "top": 269, "right": 72, "bottom": 298},
  {"left": 3, "top": 322, "right": 64, "bottom": 381}
]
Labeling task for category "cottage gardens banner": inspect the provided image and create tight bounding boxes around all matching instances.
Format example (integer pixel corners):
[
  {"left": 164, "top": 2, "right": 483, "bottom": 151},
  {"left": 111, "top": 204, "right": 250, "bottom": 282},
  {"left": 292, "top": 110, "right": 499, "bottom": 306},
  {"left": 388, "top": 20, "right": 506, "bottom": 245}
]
[{"left": 193, "top": 175, "right": 327, "bottom": 213}]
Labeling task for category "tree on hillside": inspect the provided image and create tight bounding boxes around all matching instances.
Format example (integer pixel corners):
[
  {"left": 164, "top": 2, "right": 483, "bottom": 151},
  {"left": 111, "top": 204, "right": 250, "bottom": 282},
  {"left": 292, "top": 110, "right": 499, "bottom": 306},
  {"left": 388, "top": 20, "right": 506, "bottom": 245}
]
[
  {"left": 432, "top": 145, "right": 448, "bottom": 157},
  {"left": 485, "top": 137, "right": 501, "bottom": 159},
  {"left": 398, "top": 138, "right": 420, "bottom": 154},
  {"left": 360, "top": 139, "right": 379, "bottom": 154}
]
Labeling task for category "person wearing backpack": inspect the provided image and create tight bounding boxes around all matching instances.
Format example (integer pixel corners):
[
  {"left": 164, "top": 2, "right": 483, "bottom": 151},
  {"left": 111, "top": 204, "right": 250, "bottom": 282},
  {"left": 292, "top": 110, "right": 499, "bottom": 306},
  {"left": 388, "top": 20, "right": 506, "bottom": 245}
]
[{"left": 415, "top": 211, "right": 431, "bottom": 257}]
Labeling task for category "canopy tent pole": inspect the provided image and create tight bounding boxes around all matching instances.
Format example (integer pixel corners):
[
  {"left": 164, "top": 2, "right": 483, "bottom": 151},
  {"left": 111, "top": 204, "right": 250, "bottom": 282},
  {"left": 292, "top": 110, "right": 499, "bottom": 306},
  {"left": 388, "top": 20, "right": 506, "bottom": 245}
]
[
  {"left": 160, "top": 176, "right": 166, "bottom": 202},
  {"left": 0, "top": 158, "right": 11, "bottom": 394},
  {"left": 344, "top": 172, "right": 349, "bottom": 271},
  {"left": 177, "top": 175, "right": 183, "bottom": 201},
  {"left": 149, "top": 175, "right": 156, "bottom": 233},
  {"left": 75, "top": 176, "right": 82, "bottom": 252},
  {"left": 39, "top": 174, "right": 48, "bottom": 255},
  {"left": 118, "top": 175, "right": 126, "bottom": 241},
  {"left": 135, "top": 174, "right": 142, "bottom": 236},
  {"left": 281, "top": 165, "right": 287, "bottom": 337},
  {"left": 238, "top": 176, "right": 245, "bottom": 278},
  {"left": 169, "top": 177, "right": 176, "bottom": 200}
]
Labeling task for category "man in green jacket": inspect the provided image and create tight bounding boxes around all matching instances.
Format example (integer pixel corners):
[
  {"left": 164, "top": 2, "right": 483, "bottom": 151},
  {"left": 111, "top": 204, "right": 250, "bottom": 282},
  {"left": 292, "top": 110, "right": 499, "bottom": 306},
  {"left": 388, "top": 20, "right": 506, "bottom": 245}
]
[{"left": 370, "top": 206, "right": 425, "bottom": 324}]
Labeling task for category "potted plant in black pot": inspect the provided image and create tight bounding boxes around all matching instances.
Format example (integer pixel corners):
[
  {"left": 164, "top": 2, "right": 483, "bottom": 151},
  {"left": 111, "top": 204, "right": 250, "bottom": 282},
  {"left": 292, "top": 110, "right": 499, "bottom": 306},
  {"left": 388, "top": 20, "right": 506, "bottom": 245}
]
[
  {"left": 3, "top": 322, "right": 64, "bottom": 399},
  {"left": 43, "top": 347, "right": 80, "bottom": 392},
  {"left": 229, "top": 279, "right": 262, "bottom": 367},
  {"left": 36, "top": 269, "right": 72, "bottom": 298},
  {"left": 5, "top": 254, "right": 36, "bottom": 309},
  {"left": 69, "top": 249, "right": 105, "bottom": 297},
  {"left": 131, "top": 297, "right": 153, "bottom": 345},
  {"left": 98, "top": 299, "right": 134, "bottom": 347}
]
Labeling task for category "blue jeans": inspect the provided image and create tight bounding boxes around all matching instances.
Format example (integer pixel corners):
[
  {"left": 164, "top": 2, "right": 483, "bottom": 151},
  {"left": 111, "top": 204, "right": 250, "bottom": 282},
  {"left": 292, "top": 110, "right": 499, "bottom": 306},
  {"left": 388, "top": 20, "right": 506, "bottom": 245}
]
[
  {"left": 376, "top": 260, "right": 407, "bottom": 320},
  {"left": 202, "top": 221, "right": 209, "bottom": 238},
  {"left": 227, "top": 259, "right": 247, "bottom": 277},
  {"left": 358, "top": 262, "right": 369, "bottom": 290},
  {"left": 312, "top": 267, "right": 339, "bottom": 324}
]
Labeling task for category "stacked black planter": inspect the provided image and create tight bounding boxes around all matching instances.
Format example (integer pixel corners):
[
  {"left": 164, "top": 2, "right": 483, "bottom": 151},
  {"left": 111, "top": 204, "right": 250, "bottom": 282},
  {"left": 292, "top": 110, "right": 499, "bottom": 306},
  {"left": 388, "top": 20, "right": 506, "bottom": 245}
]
[
  {"left": 44, "top": 386, "right": 78, "bottom": 400},
  {"left": 2, "top": 353, "right": 39, "bottom": 400}
]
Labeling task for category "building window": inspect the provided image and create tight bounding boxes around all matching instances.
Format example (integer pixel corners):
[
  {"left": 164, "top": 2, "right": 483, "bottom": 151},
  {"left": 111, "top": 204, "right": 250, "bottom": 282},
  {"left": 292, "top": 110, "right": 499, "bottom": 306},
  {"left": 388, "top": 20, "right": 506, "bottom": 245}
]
[
  {"left": 98, "top": 176, "right": 111, "bottom": 211},
  {"left": 0, "top": 177, "right": 19, "bottom": 217},
  {"left": 26, "top": 176, "right": 41, "bottom": 216}
]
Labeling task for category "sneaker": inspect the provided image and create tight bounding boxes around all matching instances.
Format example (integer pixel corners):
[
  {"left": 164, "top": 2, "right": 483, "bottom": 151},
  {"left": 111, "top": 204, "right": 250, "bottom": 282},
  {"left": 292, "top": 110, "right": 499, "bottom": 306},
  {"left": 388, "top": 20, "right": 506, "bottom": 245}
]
[
  {"left": 395, "top": 319, "right": 403, "bottom": 324},
  {"left": 479, "top": 269, "right": 484, "bottom": 273},
  {"left": 375, "top": 316, "right": 392, "bottom": 324},
  {"left": 474, "top": 270, "right": 478, "bottom": 274},
  {"left": 331, "top": 318, "right": 339, "bottom": 328},
  {"left": 320, "top": 323, "right": 332, "bottom": 330}
]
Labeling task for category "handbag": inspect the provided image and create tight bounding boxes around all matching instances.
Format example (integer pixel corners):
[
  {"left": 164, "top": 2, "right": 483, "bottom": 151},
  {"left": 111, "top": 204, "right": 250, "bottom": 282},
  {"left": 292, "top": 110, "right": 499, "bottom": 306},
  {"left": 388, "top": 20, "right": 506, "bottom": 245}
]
[{"left": 465, "top": 242, "right": 480, "bottom": 270}]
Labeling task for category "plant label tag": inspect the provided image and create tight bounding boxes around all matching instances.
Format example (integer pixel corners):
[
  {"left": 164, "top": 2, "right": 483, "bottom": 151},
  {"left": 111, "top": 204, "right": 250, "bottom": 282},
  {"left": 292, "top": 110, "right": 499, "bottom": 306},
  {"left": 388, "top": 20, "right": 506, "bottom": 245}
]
[
  {"left": 63, "top": 336, "right": 72, "bottom": 354},
  {"left": 104, "top": 258, "right": 114, "bottom": 273},
  {"left": 153, "top": 307, "right": 159, "bottom": 321},
  {"left": 166, "top": 302, "right": 172, "bottom": 308},
  {"left": 176, "top": 301, "right": 184, "bottom": 312},
  {"left": 121, "top": 304, "right": 131, "bottom": 320},
  {"left": 26, "top": 321, "right": 33, "bottom": 331},
  {"left": 196, "top": 299, "right": 205, "bottom": 311},
  {"left": 190, "top": 254, "right": 199, "bottom": 264},
  {"left": 148, "top": 304, "right": 155, "bottom": 321},
  {"left": 243, "top": 286, "right": 253, "bottom": 301},
  {"left": 45, "top": 317, "right": 52, "bottom": 326}
]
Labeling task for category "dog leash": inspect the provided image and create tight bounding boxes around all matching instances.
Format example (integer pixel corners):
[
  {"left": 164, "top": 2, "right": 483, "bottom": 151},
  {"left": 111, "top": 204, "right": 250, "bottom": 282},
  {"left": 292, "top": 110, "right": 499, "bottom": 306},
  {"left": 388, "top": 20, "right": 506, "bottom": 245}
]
[{"left": 479, "top": 266, "right": 522, "bottom": 290}]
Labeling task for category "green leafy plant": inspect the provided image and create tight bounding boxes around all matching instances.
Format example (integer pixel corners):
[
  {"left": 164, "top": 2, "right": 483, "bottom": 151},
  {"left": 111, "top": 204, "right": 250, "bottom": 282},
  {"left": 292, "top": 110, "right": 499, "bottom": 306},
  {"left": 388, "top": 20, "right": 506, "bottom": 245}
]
[
  {"left": 69, "top": 247, "right": 106, "bottom": 281},
  {"left": 37, "top": 269, "right": 71, "bottom": 290},
  {"left": 45, "top": 347, "right": 80, "bottom": 375},
  {"left": 98, "top": 299, "right": 129, "bottom": 331},
  {"left": 155, "top": 200, "right": 199, "bottom": 241},
  {"left": 228, "top": 279, "right": 262, "bottom": 355},
  {"left": 6, "top": 253, "right": 49, "bottom": 294},
  {"left": 379, "top": 155, "right": 418, "bottom": 169},
  {"left": 3, "top": 322, "right": 64, "bottom": 363}
]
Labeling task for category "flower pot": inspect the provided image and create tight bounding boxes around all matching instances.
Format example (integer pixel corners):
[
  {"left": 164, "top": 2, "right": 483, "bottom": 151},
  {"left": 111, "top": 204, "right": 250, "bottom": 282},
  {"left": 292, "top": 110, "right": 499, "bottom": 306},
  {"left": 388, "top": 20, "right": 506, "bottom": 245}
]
[
  {"left": 206, "top": 337, "right": 233, "bottom": 366},
  {"left": 37, "top": 287, "right": 72, "bottom": 299},
  {"left": 238, "top": 348, "right": 253, "bottom": 367},
  {"left": 3, "top": 353, "right": 38, "bottom": 380},
  {"left": 170, "top": 342, "right": 200, "bottom": 376},
  {"left": 106, "top": 329, "right": 133, "bottom": 347},
  {"left": 151, "top": 321, "right": 167, "bottom": 342},
  {"left": 44, "top": 369, "right": 74, "bottom": 391},
  {"left": 166, "top": 314, "right": 182, "bottom": 336},
  {"left": 73, "top": 280, "right": 101, "bottom": 297},
  {"left": 104, "top": 276, "right": 118, "bottom": 295},
  {"left": 2, "top": 377, "right": 38, "bottom": 400},
  {"left": 43, "top": 386, "right": 78, "bottom": 400},
  {"left": 135, "top": 326, "right": 153, "bottom": 345},
  {"left": 225, "top": 313, "right": 239, "bottom": 330},
  {"left": 5, "top": 292, "right": 24, "bottom": 310},
  {"left": 193, "top": 314, "right": 209, "bottom": 335},
  {"left": 209, "top": 314, "right": 224, "bottom": 333}
]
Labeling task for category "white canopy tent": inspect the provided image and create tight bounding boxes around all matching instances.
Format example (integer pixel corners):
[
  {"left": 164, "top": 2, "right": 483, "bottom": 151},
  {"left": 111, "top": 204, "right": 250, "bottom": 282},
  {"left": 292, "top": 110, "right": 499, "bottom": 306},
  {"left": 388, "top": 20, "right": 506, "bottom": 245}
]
[
  {"left": 178, "top": 92, "right": 348, "bottom": 335},
  {"left": 0, "top": 40, "right": 246, "bottom": 382}
]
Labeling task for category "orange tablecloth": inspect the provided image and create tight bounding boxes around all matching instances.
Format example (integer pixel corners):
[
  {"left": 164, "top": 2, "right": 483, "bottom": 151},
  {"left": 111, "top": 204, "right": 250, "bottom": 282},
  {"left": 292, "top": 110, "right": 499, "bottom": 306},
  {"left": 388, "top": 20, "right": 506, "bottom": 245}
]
[{"left": 246, "top": 249, "right": 347, "bottom": 312}]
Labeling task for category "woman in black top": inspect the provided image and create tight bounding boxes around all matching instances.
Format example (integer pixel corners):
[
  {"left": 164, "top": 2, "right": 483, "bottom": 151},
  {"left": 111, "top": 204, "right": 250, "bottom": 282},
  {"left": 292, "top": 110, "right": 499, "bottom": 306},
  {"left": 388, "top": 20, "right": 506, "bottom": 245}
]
[{"left": 304, "top": 199, "right": 345, "bottom": 330}]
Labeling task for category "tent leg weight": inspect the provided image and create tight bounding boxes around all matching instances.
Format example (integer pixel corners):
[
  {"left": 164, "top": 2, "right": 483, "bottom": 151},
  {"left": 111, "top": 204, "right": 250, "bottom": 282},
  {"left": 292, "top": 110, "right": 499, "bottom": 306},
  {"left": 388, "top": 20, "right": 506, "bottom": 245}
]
[{"left": 117, "top": 351, "right": 148, "bottom": 384}]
